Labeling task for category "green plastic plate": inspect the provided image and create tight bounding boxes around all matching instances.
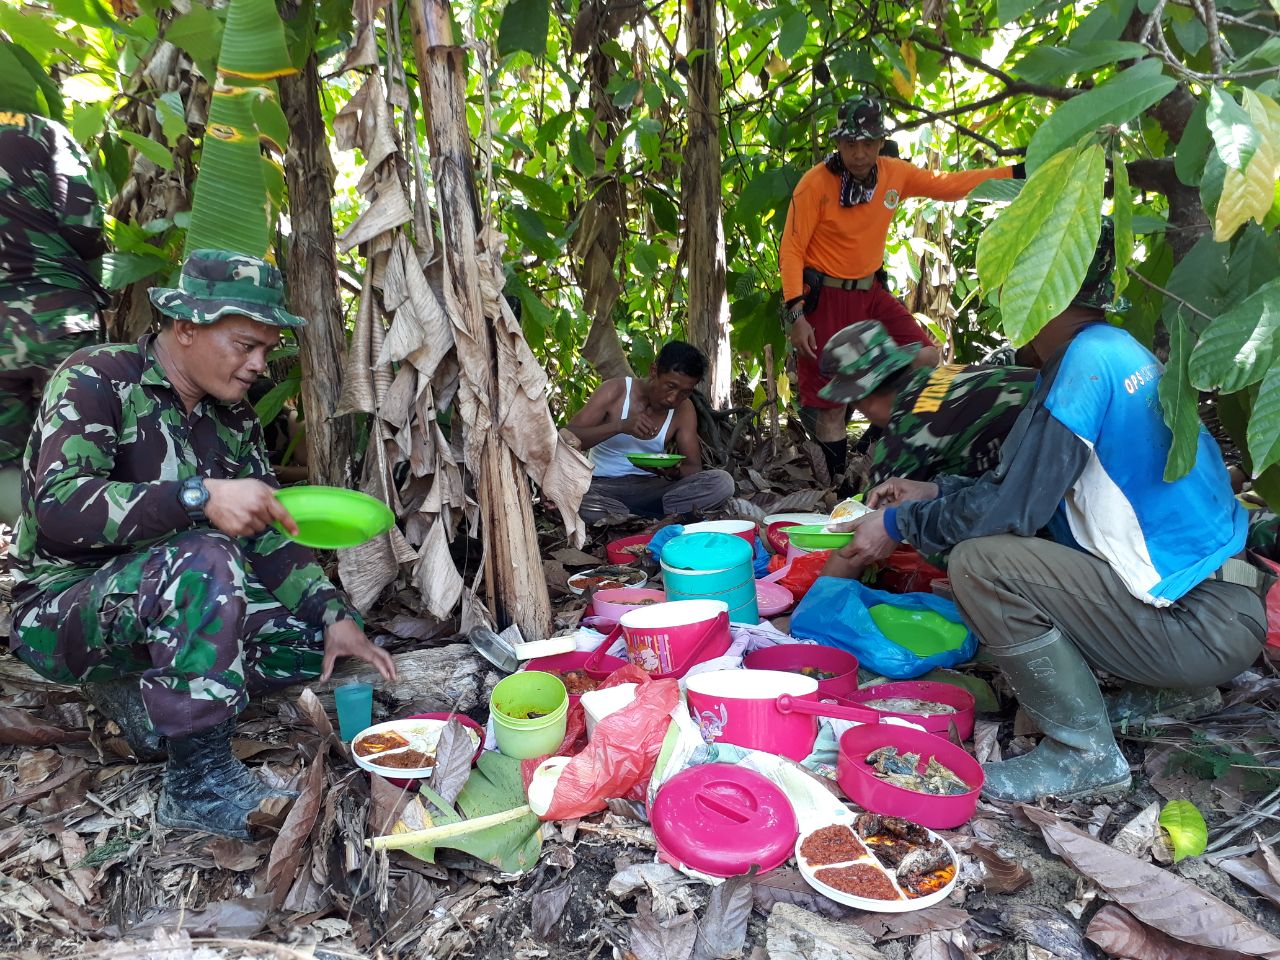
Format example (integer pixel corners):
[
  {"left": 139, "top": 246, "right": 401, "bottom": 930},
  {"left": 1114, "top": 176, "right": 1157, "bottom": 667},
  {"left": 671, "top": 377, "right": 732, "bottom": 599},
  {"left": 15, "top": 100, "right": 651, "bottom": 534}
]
[
  {"left": 784, "top": 524, "right": 853, "bottom": 549},
  {"left": 274, "top": 486, "right": 396, "bottom": 549},
  {"left": 627, "top": 453, "right": 686, "bottom": 468},
  {"left": 868, "top": 605, "right": 968, "bottom": 657}
]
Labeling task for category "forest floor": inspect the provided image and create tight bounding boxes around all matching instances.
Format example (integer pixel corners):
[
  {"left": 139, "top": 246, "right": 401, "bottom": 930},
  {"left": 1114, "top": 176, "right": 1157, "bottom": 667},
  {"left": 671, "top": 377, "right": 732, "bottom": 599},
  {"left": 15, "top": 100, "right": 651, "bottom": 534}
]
[{"left": 2, "top": 435, "right": 1280, "bottom": 960}]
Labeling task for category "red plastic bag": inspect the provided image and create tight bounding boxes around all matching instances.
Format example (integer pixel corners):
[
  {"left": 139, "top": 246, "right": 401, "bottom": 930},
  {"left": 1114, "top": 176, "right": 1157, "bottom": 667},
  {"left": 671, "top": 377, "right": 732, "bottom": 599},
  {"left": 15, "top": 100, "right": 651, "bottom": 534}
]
[
  {"left": 520, "top": 665, "right": 679, "bottom": 821},
  {"left": 1248, "top": 551, "right": 1280, "bottom": 649},
  {"left": 768, "top": 550, "right": 832, "bottom": 600},
  {"left": 874, "top": 545, "right": 947, "bottom": 595}
]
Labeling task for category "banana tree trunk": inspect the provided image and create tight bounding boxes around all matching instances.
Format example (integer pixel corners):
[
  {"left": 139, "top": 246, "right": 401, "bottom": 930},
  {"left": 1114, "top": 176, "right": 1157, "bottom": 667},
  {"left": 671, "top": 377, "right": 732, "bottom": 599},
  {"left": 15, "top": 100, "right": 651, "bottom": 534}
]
[
  {"left": 407, "top": 0, "right": 551, "bottom": 639},
  {"left": 280, "top": 53, "right": 355, "bottom": 486},
  {"left": 681, "top": 0, "right": 731, "bottom": 409}
]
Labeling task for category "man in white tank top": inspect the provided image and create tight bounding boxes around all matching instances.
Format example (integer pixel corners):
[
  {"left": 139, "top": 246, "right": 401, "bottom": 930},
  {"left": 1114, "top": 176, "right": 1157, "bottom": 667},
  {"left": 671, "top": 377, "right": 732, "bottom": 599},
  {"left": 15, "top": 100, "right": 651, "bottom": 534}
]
[{"left": 567, "top": 342, "right": 735, "bottom": 523}]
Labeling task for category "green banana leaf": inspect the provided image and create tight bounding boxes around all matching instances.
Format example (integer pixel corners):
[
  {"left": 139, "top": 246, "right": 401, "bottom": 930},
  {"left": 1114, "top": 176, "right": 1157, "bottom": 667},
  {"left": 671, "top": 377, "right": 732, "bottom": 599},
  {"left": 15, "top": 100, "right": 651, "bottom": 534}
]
[{"left": 400, "top": 752, "right": 543, "bottom": 874}]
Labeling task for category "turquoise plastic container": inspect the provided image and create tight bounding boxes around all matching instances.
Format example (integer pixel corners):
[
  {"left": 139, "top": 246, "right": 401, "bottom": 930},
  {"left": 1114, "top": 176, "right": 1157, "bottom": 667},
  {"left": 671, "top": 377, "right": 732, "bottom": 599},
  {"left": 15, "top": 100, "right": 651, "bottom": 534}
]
[{"left": 661, "top": 532, "right": 759, "bottom": 624}]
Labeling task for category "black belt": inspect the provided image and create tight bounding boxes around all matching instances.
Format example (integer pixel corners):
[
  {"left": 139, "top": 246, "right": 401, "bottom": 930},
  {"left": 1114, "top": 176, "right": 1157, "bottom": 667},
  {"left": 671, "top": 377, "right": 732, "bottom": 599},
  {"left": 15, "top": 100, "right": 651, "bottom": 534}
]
[{"left": 821, "top": 274, "right": 876, "bottom": 291}]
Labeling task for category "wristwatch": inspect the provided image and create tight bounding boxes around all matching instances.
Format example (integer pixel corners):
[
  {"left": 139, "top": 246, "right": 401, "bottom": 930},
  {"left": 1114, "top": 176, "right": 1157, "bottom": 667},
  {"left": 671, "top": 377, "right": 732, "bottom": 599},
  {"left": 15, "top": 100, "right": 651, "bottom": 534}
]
[{"left": 179, "top": 475, "right": 210, "bottom": 522}]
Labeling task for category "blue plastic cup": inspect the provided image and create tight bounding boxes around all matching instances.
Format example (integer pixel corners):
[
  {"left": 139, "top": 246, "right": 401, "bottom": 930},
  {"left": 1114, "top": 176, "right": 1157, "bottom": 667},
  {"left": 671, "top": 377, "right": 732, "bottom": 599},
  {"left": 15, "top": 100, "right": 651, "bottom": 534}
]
[{"left": 334, "top": 682, "right": 373, "bottom": 741}]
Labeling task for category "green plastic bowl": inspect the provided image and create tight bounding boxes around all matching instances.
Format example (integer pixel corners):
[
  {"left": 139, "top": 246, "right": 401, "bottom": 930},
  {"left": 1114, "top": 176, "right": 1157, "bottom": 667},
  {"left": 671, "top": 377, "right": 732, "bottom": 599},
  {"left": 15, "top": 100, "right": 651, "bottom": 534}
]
[
  {"left": 868, "top": 605, "right": 969, "bottom": 657},
  {"left": 627, "top": 453, "right": 686, "bottom": 468},
  {"left": 274, "top": 486, "right": 396, "bottom": 549},
  {"left": 784, "top": 524, "right": 853, "bottom": 550}
]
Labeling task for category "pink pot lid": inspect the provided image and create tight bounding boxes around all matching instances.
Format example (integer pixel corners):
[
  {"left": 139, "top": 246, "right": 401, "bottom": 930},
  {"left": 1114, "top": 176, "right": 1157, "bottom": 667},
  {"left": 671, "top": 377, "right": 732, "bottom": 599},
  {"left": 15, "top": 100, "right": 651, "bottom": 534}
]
[{"left": 650, "top": 763, "right": 798, "bottom": 877}]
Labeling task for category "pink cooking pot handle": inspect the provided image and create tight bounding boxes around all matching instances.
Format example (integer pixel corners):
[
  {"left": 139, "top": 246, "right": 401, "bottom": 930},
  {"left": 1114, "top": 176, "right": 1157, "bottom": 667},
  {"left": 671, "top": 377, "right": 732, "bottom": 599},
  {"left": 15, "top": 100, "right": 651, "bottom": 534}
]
[{"left": 775, "top": 693, "right": 881, "bottom": 725}]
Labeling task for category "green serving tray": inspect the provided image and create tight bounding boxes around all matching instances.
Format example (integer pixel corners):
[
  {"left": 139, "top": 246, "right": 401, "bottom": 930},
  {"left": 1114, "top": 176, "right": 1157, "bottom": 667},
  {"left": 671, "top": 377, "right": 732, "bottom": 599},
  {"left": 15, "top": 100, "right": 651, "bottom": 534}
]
[
  {"left": 784, "top": 524, "right": 853, "bottom": 549},
  {"left": 275, "top": 486, "right": 396, "bottom": 549},
  {"left": 868, "top": 605, "right": 969, "bottom": 657},
  {"left": 626, "top": 453, "right": 686, "bottom": 468}
]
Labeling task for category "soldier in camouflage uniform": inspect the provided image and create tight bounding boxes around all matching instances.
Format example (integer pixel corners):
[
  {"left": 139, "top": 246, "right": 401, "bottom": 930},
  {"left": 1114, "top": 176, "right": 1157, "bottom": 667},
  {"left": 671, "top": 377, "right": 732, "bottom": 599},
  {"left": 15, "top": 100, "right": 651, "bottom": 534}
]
[
  {"left": 10, "top": 250, "right": 396, "bottom": 840},
  {"left": 0, "top": 107, "right": 109, "bottom": 525},
  {"left": 818, "top": 321, "right": 1036, "bottom": 489}
]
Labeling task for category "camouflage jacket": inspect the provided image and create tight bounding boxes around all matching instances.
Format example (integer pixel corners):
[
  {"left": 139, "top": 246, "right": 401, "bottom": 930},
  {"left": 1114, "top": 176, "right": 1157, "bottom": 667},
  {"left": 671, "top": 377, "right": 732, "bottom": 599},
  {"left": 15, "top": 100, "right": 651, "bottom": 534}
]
[
  {"left": 12, "top": 335, "right": 354, "bottom": 629},
  {"left": 869, "top": 363, "right": 1037, "bottom": 487},
  {"left": 0, "top": 111, "right": 108, "bottom": 337}
]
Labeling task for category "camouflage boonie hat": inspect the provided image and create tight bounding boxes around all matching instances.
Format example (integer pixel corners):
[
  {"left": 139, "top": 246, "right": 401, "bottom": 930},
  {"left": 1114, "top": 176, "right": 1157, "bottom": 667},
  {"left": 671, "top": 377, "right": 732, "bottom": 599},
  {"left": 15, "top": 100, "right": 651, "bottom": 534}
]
[
  {"left": 832, "top": 96, "right": 888, "bottom": 141},
  {"left": 149, "top": 249, "right": 306, "bottom": 328},
  {"left": 1072, "top": 217, "right": 1131, "bottom": 314},
  {"left": 818, "top": 320, "right": 922, "bottom": 404}
]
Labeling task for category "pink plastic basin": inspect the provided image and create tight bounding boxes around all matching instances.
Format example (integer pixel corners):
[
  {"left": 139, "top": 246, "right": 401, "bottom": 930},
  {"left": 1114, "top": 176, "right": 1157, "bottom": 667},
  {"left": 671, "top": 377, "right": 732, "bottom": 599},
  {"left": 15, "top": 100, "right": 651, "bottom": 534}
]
[
  {"left": 837, "top": 723, "right": 983, "bottom": 830},
  {"left": 591, "top": 587, "right": 667, "bottom": 623},
  {"left": 606, "top": 532, "right": 655, "bottom": 565},
  {"left": 684, "top": 669, "right": 881, "bottom": 762},
  {"left": 837, "top": 680, "right": 976, "bottom": 741},
  {"left": 743, "top": 644, "right": 859, "bottom": 698},
  {"left": 523, "top": 650, "right": 596, "bottom": 706},
  {"left": 619, "top": 600, "right": 731, "bottom": 676}
]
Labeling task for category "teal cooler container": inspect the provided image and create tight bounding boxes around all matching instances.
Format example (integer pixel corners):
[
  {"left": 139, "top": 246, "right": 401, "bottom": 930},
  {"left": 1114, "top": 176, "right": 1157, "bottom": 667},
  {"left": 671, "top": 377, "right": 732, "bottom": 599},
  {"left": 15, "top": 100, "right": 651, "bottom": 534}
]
[{"left": 661, "top": 532, "right": 759, "bottom": 624}]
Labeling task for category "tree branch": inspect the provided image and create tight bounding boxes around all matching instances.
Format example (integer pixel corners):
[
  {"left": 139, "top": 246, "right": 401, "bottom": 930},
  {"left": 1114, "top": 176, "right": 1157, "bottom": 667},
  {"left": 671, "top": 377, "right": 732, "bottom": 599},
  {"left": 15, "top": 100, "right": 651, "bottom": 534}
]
[
  {"left": 889, "top": 97, "right": 1026, "bottom": 157},
  {"left": 1125, "top": 267, "right": 1215, "bottom": 325},
  {"left": 911, "top": 36, "right": 1079, "bottom": 101}
]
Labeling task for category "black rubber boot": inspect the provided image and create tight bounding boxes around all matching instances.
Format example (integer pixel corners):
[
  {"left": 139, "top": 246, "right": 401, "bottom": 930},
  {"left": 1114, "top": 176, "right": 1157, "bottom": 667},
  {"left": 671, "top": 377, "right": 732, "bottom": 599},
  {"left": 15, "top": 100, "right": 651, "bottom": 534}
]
[
  {"left": 157, "top": 720, "right": 297, "bottom": 840},
  {"left": 981, "top": 629, "right": 1131, "bottom": 803},
  {"left": 83, "top": 677, "right": 166, "bottom": 761},
  {"left": 1106, "top": 683, "right": 1222, "bottom": 729}
]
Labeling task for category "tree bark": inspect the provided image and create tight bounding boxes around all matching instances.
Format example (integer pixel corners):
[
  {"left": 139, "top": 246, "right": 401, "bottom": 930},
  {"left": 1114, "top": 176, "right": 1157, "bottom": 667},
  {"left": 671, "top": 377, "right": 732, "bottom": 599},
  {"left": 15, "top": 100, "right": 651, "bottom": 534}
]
[
  {"left": 279, "top": 53, "right": 356, "bottom": 487},
  {"left": 407, "top": 0, "right": 552, "bottom": 640},
  {"left": 681, "top": 0, "right": 732, "bottom": 408}
]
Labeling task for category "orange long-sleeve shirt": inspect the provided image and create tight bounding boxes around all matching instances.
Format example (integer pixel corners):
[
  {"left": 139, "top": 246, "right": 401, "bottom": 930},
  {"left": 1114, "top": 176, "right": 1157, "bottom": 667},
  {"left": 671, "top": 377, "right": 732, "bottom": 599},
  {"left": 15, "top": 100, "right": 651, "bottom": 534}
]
[{"left": 779, "top": 157, "right": 1014, "bottom": 301}]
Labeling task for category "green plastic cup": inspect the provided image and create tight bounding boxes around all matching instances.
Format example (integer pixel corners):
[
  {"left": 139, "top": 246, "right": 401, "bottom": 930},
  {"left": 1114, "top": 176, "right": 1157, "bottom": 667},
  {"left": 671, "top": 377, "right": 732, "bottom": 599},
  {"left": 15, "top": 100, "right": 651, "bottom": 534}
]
[
  {"left": 334, "top": 682, "right": 374, "bottom": 741},
  {"left": 489, "top": 671, "right": 569, "bottom": 760}
]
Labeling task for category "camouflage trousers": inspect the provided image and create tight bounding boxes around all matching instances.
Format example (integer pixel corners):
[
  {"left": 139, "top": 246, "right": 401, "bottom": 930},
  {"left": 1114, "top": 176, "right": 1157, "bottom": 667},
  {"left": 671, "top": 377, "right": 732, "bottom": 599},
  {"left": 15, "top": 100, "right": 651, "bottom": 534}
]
[
  {"left": 0, "top": 327, "right": 97, "bottom": 468},
  {"left": 11, "top": 530, "right": 325, "bottom": 739}
]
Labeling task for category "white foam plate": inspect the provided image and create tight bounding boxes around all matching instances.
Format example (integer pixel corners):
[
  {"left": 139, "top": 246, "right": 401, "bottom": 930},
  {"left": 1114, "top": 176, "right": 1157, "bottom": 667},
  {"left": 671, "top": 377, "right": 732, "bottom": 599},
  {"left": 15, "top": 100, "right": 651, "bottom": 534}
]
[
  {"left": 351, "top": 717, "right": 481, "bottom": 779},
  {"left": 794, "top": 820, "right": 958, "bottom": 912}
]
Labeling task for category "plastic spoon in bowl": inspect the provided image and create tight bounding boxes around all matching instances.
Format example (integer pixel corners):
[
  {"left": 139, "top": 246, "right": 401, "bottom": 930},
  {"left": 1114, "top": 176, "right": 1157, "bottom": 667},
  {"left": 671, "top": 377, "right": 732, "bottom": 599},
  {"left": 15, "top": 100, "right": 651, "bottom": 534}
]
[{"left": 775, "top": 694, "right": 883, "bottom": 725}]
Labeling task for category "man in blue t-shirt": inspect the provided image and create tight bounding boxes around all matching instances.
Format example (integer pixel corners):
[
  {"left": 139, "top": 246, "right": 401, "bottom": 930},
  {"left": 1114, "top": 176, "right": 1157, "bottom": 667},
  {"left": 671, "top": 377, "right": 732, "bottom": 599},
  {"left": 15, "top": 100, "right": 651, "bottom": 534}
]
[{"left": 830, "top": 221, "right": 1269, "bottom": 802}]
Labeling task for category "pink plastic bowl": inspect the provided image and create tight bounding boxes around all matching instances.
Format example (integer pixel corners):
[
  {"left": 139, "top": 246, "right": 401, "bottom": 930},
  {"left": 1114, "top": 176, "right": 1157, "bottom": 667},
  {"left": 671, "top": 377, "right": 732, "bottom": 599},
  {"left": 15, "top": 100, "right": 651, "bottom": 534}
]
[
  {"left": 755, "top": 580, "right": 794, "bottom": 618},
  {"left": 380, "top": 712, "right": 486, "bottom": 789},
  {"left": 606, "top": 532, "right": 655, "bottom": 565},
  {"left": 836, "top": 724, "right": 983, "bottom": 829},
  {"left": 523, "top": 650, "right": 596, "bottom": 706},
  {"left": 591, "top": 587, "right": 667, "bottom": 623},
  {"left": 743, "top": 644, "right": 859, "bottom": 698},
  {"left": 837, "top": 680, "right": 976, "bottom": 741}
]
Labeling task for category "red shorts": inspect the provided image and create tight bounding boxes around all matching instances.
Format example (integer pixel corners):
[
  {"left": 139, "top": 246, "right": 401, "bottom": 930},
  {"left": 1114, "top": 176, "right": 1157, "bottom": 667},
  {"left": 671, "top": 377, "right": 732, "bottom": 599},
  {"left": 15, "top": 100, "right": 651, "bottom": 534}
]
[{"left": 796, "top": 282, "right": 929, "bottom": 409}]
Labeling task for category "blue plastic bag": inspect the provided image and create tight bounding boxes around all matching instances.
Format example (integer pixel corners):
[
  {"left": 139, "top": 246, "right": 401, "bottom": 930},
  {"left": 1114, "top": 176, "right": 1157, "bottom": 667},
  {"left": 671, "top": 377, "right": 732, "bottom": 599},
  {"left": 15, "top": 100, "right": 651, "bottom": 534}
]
[
  {"left": 646, "top": 524, "right": 685, "bottom": 563},
  {"left": 790, "top": 577, "right": 978, "bottom": 679}
]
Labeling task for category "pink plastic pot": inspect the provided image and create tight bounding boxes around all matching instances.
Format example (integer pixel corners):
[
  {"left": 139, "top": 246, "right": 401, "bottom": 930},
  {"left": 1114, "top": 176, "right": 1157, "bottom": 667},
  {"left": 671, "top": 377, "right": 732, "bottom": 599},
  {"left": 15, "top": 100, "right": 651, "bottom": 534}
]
[
  {"left": 606, "top": 532, "right": 655, "bottom": 565},
  {"left": 837, "top": 680, "right": 976, "bottom": 741},
  {"left": 381, "top": 713, "right": 486, "bottom": 789},
  {"left": 582, "top": 616, "right": 729, "bottom": 682},
  {"left": 682, "top": 519, "right": 758, "bottom": 544},
  {"left": 836, "top": 723, "right": 983, "bottom": 829},
  {"left": 742, "top": 644, "right": 859, "bottom": 698},
  {"left": 684, "top": 669, "right": 882, "bottom": 762},
  {"left": 591, "top": 587, "right": 667, "bottom": 623},
  {"left": 619, "top": 600, "right": 731, "bottom": 676}
]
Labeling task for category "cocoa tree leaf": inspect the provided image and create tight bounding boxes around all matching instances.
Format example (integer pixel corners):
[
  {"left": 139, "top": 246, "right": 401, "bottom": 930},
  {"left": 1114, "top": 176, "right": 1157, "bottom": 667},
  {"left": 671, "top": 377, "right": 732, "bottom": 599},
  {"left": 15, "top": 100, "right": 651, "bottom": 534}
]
[
  {"left": 531, "top": 881, "right": 572, "bottom": 939},
  {"left": 855, "top": 905, "right": 970, "bottom": 940},
  {"left": 953, "top": 839, "right": 1031, "bottom": 894},
  {"left": 630, "top": 896, "right": 697, "bottom": 960},
  {"left": 1159, "top": 799, "right": 1208, "bottom": 862},
  {"left": 751, "top": 867, "right": 848, "bottom": 920},
  {"left": 1218, "top": 853, "right": 1280, "bottom": 910},
  {"left": 987, "top": 902, "right": 1098, "bottom": 960},
  {"left": 912, "top": 932, "right": 963, "bottom": 960},
  {"left": 1021, "top": 804, "right": 1280, "bottom": 958},
  {"left": 296, "top": 687, "right": 334, "bottom": 738},
  {"left": 1087, "top": 904, "right": 1250, "bottom": 960},
  {"left": 31, "top": 880, "right": 99, "bottom": 934},
  {"left": 206, "top": 837, "right": 271, "bottom": 872},
  {"left": 0, "top": 706, "right": 88, "bottom": 746},
  {"left": 265, "top": 749, "right": 325, "bottom": 908},
  {"left": 430, "top": 717, "right": 475, "bottom": 807},
  {"left": 119, "top": 896, "right": 273, "bottom": 939},
  {"left": 550, "top": 547, "right": 604, "bottom": 566},
  {"left": 692, "top": 874, "right": 754, "bottom": 960}
]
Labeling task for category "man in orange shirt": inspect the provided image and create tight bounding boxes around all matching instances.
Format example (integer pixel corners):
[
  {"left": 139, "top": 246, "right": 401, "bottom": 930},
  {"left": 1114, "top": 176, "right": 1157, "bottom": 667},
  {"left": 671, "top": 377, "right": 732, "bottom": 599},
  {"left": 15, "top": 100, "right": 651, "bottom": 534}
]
[{"left": 780, "top": 96, "right": 1022, "bottom": 482}]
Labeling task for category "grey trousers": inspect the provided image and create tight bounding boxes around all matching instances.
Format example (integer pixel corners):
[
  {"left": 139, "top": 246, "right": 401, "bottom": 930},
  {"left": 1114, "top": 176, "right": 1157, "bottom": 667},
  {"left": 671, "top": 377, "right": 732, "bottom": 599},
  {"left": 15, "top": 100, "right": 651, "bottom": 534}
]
[
  {"left": 948, "top": 535, "right": 1267, "bottom": 688},
  {"left": 579, "top": 470, "right": 736, "bottom": 523}
]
